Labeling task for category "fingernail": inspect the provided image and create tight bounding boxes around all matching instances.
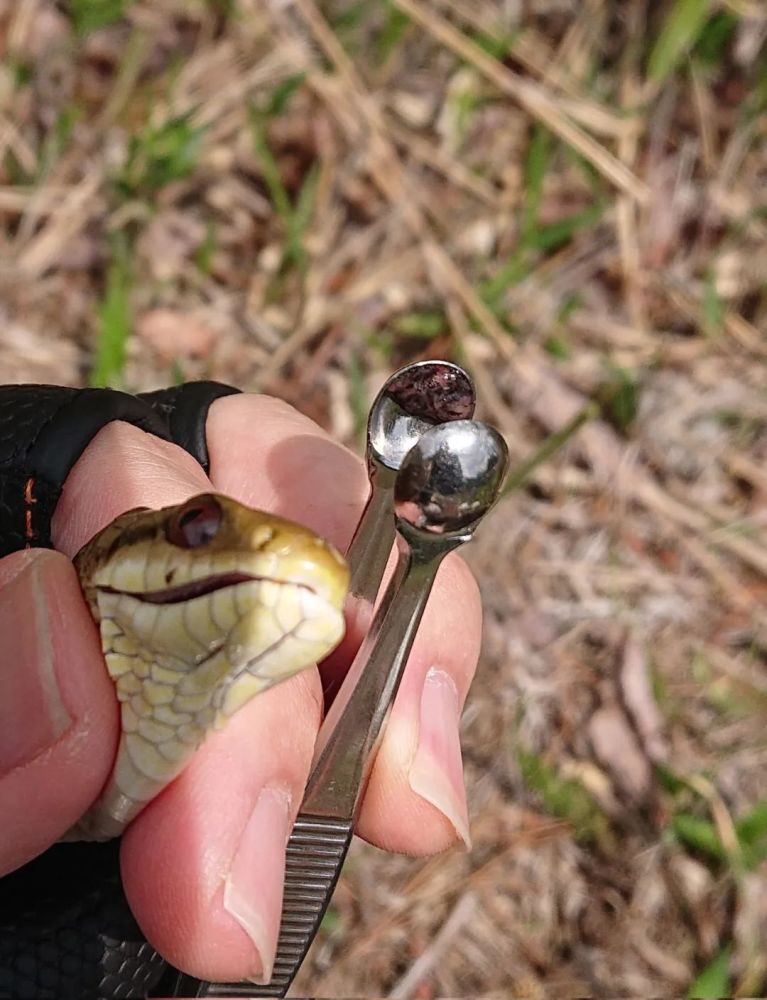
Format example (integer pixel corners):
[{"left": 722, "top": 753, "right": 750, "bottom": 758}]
[
  {"left": 224, "top": 787, "right": 292, "bottom": 984},
  {"left": 408, "top": 668, "right": 471, "bottom": 848},
  {"left": 0, "top": 551, "right": 72, "bottom": 778}
]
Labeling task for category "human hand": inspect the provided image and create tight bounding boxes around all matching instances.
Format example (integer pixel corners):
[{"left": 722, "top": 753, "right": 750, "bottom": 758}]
[{"left": 0, "top": 392, "right": 482, "bottom": 982}]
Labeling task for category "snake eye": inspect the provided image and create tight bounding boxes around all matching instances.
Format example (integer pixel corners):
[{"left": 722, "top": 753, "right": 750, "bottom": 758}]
[{"left": 166, "top": 495, "right": 223, "bottom": 549}]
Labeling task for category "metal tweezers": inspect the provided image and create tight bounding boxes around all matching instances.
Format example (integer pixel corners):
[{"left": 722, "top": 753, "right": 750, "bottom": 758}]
[
  {"left": 203, "top": 486, "right": 406, "bottom": 997},
  {"left": 181, "top": 407, "right": 507, "bottom": 999}
]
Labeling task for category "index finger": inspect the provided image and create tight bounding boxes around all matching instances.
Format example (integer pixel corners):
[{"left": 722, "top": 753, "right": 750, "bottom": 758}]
[
  {"left": 46, "top": 416, "right": 328, "bottom": 981},
  {"left": 206, "top": 392, "right": 484, "bottom": 855}
]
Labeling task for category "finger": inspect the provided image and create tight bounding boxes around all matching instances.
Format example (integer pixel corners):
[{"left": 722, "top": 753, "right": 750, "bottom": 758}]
[
  {"left": 0, "top": 416, "right": 188, "bottom": 869},
  {"left": 356, "top": 553, "right": 483, "bottom": 853},
  {"left": 51, "top": 419, "right": 209, "bottom": 557},
  {"left": 206, "top": 393, "right": 484, "bottom": 854},
  {"left": 205, "top": 392, "right": 368, "bottom": 550},
  {"left": 121, "top": 667, "right": 322, "bottom": 983},
  {"left": 204, "top": 392, "right": 374, "bottom": 691},
  {"left": 48, "top": 418, "right": 326, "bottom": 982},
  {"left": 0, "top": 549, "right": 116, "bottom": 876}
]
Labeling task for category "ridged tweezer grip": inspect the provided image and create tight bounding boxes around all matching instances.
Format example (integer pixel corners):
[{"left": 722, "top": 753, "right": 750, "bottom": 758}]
[{"left": 207, "top": 815, "right": 353, "bottom": 998}]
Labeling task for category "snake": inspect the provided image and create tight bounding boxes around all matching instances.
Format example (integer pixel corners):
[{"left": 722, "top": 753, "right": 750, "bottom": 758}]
[
  {"left": 0, "top": 381, "right": 349, "bottom": 997},
  {"left": 71, "top": 490, "right": 348, "bottom": 842}
]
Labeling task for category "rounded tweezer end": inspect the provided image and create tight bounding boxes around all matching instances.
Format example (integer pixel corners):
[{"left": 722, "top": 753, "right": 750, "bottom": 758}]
[
  {"left": 384, "top": 361, "right": 475, "bottom": 424},
  {"left": 394, "top": 419, "right": 509, "bottom": 535},
  {"left": 367, "top": 361, "right": 475, "bottom": 472}
]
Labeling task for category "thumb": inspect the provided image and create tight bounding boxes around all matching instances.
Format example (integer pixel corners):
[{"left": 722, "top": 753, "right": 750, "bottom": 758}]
[{"left": 0, "top": 549, "right": 117, "bottom": 876}]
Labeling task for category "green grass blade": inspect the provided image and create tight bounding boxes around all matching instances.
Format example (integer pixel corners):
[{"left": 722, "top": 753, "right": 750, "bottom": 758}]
[
  {"left": 195, "top": 219, "right": 218, "bottom": 276},
  {"left": 598, "top": 364, "right": 640, "bottom": 434},
  {"left": 71, "top": 0, "right": 132, "bottom": 36},
  {"left": 516, "top": 747, "right": 612, "bottom": 846},
  {"left": 469, "top": 30, "right": 516, "bottom": 59},
  {"left": 670, "top": 813, "right": 727, "bottom": 864},
  {"left": 346, "top": 351, "right": 368, "bottom": 450},
  {"left": 520, "top": 123, "right": 551, "bottom": 248},
  {"left": 734, "top": 799, "right": 767, "bottom": 870},
  {"left": 648, "top": 0, "right": 711, "bottom": 83},
  {"left": 249, "top": 108, "right": 294, "bottom": 231},
  {"left": 378, "top": 2, "right": 410, "bottom": 64},
  {"left": 687, "top": 945, "right": 732, "bottom": 999},
  {"left": 117, "top": 114, "right": 205, "bottom": 199},
  {"left": 694, "top": 11, "right": 738, "bottom": 65},
  {"left": 394, "top": 310, "right": 446, "bottom": 339},
  {"left": 530, "top": 202, "right": 605, "bottom": 252},
  {"left": 89, "top": 238, "right": 132, "bottom": 388},
  {"left": 251, "top": 106, "right": 319, "bottom": 276},
  {"left": 501, "top": 403, "right": 598, "bottom": 497},
  {"left": 286, "top": 162, "right": 320, "bottom": 273},
  {"left": 265, "top": 74, "right": 306, "bottom": 118},
  {"left": 702, "top": 269, "right": 723, "bottom": 336},
  {"left": 480, "top": 250, "right": 527, "bottom": 307}
]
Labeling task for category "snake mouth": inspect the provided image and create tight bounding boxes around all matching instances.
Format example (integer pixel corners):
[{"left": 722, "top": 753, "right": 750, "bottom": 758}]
[{"left": 98, "top": 573, "right": 316, "bottom": 605}]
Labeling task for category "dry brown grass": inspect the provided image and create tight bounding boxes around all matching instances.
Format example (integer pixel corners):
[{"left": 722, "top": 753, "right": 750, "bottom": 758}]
[{"left": 1, "top": 0, "right": 767, "bottom": 996}]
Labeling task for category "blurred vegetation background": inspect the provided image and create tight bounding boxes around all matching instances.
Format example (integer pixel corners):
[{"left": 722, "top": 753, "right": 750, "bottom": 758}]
[{"left": 1, "top": 0, "right": 766, "bottom": 995}]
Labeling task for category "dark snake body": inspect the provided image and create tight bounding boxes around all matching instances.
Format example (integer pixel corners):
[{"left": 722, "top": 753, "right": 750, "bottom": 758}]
[{"left": 0, "top": 381, "right": 249, "bottom": 998}]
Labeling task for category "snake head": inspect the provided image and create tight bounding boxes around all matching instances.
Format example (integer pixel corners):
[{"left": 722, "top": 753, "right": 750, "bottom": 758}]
[
  {"left": 75, "top": 492, "right": 349, "bottom": 694},
  {"left": 70, "top": 493, "right": 350, "bottom": 839},
  {"left": 76, "top": 490, "right": 349, "bottom": 716}
]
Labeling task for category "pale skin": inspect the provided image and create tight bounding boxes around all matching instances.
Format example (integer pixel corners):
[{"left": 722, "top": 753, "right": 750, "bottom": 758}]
[{"left": 0, "top": 393, "right": 482, "bottom": 982}]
